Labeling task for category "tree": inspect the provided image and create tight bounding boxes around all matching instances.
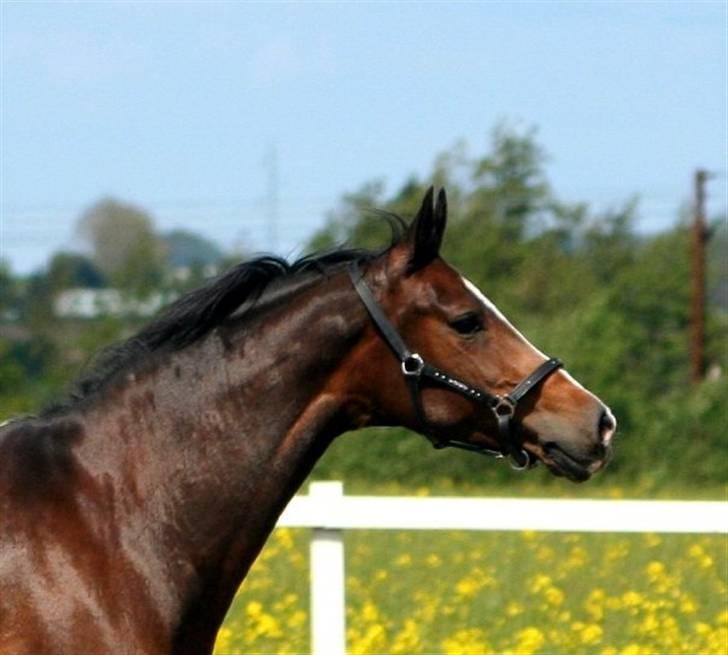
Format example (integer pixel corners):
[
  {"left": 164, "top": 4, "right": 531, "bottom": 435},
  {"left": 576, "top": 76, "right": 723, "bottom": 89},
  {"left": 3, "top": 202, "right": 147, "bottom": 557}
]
[
  {"left": 469, "top": 122, "right": 550, "bottom": 238},
  {"left": 77, "top": 198, "right": 166, "bottom": 296},
  {"left": 0, "top": 260, "right": 18, "bottom": 319},
  {"left": 305, "top": 125, "right": 727, "bottom": 489},
  {"left": 308, "top": 181, "right": 388, "bottom": 252},
  {"left": 162, "top": 229, "right": 223, "bottom": 269},
  {"left": 47, "top": 252, "right": 106, "bottom": 291}
]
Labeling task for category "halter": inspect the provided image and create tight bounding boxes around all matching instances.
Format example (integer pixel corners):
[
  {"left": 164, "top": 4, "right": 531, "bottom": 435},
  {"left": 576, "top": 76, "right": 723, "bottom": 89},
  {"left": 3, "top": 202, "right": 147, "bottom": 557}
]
[{"left": 349, "top": 262, "right": 563, "bottom": 469}]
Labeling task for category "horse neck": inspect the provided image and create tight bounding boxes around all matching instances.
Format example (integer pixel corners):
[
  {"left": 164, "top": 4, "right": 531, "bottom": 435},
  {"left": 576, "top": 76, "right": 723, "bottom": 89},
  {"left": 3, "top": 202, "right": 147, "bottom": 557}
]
[{"left": 78, "top": 271, "right": 366, "bottom": 648}]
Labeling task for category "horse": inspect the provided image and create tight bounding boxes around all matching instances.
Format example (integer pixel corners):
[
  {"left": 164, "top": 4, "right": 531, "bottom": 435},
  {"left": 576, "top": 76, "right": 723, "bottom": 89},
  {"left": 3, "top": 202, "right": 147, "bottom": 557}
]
[{"left": 0, "top": 188, "right": 615, "bottom": 654}]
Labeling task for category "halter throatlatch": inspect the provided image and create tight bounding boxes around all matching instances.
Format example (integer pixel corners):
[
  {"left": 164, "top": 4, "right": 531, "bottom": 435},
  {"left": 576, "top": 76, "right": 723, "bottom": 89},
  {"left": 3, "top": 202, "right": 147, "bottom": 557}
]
[{"left": 349, "top": 262, "right": 563, "bottom": 470}]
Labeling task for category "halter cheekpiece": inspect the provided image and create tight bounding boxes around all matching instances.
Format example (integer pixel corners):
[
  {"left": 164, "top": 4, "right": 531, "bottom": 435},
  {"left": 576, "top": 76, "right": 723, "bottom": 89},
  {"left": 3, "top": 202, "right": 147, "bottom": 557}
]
[{"left": 349, "top": 261, "right": 563, "bottom": 470}]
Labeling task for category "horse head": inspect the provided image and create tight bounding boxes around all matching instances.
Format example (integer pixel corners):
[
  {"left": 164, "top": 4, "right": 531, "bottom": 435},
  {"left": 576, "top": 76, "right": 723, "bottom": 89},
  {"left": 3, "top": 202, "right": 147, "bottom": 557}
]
[{"left": 347, "top": 187, "right": 616, "bottom": 482}]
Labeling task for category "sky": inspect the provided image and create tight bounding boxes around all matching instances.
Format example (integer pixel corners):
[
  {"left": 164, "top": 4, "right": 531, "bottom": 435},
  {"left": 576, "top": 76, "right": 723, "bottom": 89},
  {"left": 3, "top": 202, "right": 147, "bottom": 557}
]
[{"left": 1, "top": 1, "right": 726, "bottom": 274}]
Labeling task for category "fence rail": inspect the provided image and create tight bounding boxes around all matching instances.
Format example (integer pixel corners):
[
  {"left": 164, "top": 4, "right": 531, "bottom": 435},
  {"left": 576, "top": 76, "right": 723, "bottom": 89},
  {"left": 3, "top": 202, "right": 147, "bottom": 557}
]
[{"left": 275, "top": 481, "right": 728, "bottom": 655}]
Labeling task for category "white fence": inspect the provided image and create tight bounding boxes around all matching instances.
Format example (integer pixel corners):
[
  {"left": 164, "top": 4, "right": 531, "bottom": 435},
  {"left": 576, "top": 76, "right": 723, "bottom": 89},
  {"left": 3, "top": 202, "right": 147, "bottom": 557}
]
[{"left": 276, "top": 481, "right": 728, "bottom": 655}]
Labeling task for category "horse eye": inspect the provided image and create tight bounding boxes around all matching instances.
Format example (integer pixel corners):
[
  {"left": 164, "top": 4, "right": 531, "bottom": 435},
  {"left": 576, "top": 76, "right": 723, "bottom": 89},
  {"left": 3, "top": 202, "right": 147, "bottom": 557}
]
[{"left": 450, "top": 313, "right": 484, "bottom": 336}]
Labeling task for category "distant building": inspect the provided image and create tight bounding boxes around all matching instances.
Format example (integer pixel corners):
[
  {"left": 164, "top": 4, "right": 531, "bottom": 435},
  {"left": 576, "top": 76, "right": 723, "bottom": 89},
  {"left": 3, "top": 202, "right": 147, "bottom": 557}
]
[{"left": 53, "top": 288, "right": 175, "bottom": 319}]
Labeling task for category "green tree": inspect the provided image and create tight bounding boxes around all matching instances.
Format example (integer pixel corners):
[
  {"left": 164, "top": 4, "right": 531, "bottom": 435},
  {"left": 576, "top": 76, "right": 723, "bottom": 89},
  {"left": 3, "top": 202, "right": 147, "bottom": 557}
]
[
  {"left": 162, "top": 229, "right": 223, "bottom": 269},
  {"left": 47, "top": 252, "right": 106, "bottom": 291},
  {"left": 77, "top": 198, "right": 166, "bottom": 297},
  {"left": 0, "top": 260, "right": 19, "bottom": 319},
  {"left": 308, "top": 181, "right": 388, "bottom": 252},
  {"left": 307, "top": 125, "right": 727, "bottom": 490}
]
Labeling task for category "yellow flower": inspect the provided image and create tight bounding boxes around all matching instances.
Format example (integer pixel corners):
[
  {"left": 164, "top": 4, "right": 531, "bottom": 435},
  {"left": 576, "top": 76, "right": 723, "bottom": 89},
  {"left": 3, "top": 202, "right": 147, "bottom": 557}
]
[
  {"left": 545, "top": 586, "right": 565, "bottom": 606},
  {"left": 361, "top": 600, "right": 380, "bottom": 623},
  {"left": 213, "top": 627, "right": 233, "bottom": 654},
  {"left": 286, "top": 610, "right": 307, "bottom": 628},
  {"left": 349, "top": 624, "right": 386, "bottom": 655},
  {"left": 580, "top": 623, "right": 603, "bottom": 645},
  {"left": 695, "top": 622, "right": 711, "bottom": 636},
  {"left": 455, "top": 577, "right": 480, "bottom": 599},
  {"left": 288, "top": 551, "right": 306, "bottom": 569},
  {"left": 273, "top": 592, "right": 298, "bottom": 612},
  {"left": 442, "top": 627, "right": 492, "bottom": 655},
  {"left": 564, "top": 545, "right": 588, "bottom": 570},
  {"left": 680, "top": 595, "right": 698, "bottom": 614},
  {"left": 645, "top": 561, "right": 665, "bottom": 579},
  {"left": 620, "top": 645, "right": 642, "bottom": 655},
  {"left": 585, "top": 588, "right": 606, "bottom": 621},
  {"left": 606, "top": 541, "right": 630, "bottom": 561},
  {"left": 536, "top": 545, "right": 556, "bottom": 561},
  {"left": 529, "top": 573, "right": 552, "bottom": 593},
  {"left": 395, "top": 553, "right": 412, "bottom": 567},
  {"left": 254, "top": 612, "right": 282, "bottom": 638},
  {"left": 622, "top": 590, "right": 644, "bottom": 609},
  {"left": 426, "top": 553, "right": 442, "bottom": 568},
  {"left": 619, "top": 644, "right": 659, "bottom": 655},
  {"left": 273, "top": 527, "right": 294, "bottom": 550},
  {"left": 391, "top": 619, "right": 422, "bottom": 654},
  {"left": 514, "top": 626, "right": 546, "bottom": 655},
  {"left": 688, "top": 543, "right": 705, "bottom": 558},
  {"left": 638, "top": 613, "right": 659, "bottom": 634},
  {"left": 642, "top": 533, "right": 661, "bottom": 548},
  {"left": 705, "top": 627, "right": 728, "bottom": 654}
]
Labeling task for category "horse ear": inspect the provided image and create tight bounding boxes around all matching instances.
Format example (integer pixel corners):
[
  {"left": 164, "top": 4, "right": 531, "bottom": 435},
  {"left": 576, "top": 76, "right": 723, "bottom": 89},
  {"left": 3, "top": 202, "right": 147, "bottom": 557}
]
[{"left": 406, "top": 186, "right": 447, "bottom": 273}]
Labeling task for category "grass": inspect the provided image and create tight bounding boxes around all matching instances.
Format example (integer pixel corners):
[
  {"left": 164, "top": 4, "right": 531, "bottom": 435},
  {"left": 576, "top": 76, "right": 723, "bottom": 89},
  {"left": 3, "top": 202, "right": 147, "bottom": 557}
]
[{"left": 214, "top": 483, "right": 728, "bottom": 654}]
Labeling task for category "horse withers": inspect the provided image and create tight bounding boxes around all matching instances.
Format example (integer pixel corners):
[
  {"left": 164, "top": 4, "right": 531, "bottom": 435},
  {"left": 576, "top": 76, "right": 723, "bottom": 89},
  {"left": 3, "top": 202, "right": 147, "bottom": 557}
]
[{"left": 0, "top": 188, "right": 615, "bottom": 654}]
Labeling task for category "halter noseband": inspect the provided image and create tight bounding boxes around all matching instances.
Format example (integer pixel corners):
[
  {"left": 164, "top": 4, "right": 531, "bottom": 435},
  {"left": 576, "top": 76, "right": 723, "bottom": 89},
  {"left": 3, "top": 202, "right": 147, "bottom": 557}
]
[{"left": 349, "top": 262, "right": 563, "bottom": 470}]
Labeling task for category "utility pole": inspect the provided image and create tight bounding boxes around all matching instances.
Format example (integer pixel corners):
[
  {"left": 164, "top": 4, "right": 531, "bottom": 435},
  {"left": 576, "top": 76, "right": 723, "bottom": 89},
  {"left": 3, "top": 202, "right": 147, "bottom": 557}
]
[{"left": 690, "top": 169, "right": 709, "bottom": 384}]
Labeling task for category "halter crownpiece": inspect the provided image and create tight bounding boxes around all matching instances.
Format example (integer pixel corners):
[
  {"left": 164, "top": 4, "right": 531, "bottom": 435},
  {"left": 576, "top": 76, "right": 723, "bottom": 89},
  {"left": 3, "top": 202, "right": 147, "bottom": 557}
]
[{"left": 349, "top": 261, "right": 563, "bottom": 470}]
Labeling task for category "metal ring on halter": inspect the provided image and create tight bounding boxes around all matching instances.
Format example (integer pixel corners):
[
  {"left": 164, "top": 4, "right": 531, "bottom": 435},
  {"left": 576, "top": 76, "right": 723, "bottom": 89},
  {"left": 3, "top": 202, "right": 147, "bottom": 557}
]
[
  {"left": 493, "top": 397, "right": 515, "bottom": 417},
  {"left": 510, "top": 449, "right": 531, "bottom": 471},
  {"left": 401, "top": 353, "right": 425, "bottom": 377}
]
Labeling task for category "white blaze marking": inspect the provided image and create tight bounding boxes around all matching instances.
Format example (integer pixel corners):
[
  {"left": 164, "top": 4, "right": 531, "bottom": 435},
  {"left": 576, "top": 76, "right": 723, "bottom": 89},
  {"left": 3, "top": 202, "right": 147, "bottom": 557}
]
[
  {"left": 462, "top": 277, "right": 547, "bottom": 360},
  {"left": 461, "top": 276, "right": 610, "bottom": 413}
]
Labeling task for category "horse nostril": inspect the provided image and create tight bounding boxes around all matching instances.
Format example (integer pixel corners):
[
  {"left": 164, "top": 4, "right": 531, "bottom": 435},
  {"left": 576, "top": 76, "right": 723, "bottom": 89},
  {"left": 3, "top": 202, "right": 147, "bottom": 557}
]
[{"left": 598, "top": 410, "right": 616, "bottom": 445}]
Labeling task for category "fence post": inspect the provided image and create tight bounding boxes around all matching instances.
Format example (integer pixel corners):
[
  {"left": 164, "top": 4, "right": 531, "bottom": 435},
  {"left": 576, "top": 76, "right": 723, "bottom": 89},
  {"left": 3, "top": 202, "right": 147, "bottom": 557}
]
[{"left": 309, "top": 481, "right": 346, "bottom": 655}]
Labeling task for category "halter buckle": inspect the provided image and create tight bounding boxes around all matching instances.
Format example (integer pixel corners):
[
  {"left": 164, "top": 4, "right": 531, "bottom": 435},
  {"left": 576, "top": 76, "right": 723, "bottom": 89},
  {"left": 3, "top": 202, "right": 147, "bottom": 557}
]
[{"left": 402, "top": 353, "right": 425, "bottom": 377}]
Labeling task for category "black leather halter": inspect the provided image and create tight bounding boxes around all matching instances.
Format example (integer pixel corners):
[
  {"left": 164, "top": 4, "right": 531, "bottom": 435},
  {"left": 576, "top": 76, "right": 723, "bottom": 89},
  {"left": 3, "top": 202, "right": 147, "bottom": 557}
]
[{"left": 349, "top": 262, "right": 563, "bottom": 469}]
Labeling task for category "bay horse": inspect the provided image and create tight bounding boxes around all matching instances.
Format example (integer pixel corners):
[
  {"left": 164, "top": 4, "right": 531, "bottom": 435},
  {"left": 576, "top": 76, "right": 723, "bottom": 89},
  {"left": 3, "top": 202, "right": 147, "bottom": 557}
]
[{"left": 0, "top": 188, "right": 615, "bottom": 654}]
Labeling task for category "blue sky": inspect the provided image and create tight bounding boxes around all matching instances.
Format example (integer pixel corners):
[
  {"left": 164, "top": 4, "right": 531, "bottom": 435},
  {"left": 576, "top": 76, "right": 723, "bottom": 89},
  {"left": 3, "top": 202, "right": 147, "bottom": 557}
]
[{"left": 1, "top": 1, "right": 726, "bottom": 274}]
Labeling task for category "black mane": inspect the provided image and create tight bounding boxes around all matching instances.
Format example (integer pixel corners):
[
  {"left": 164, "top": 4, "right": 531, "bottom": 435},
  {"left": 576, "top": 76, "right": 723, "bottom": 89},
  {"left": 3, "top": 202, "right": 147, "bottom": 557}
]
[{"left": 41, "top": 219, "right": 407, "bottom": 418}]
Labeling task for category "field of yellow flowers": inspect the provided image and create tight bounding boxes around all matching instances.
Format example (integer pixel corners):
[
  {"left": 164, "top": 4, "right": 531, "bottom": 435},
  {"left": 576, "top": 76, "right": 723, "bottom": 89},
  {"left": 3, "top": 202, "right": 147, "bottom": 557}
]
[{"left": 214, "top": 489, "right": 727, "bottom": 655}]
